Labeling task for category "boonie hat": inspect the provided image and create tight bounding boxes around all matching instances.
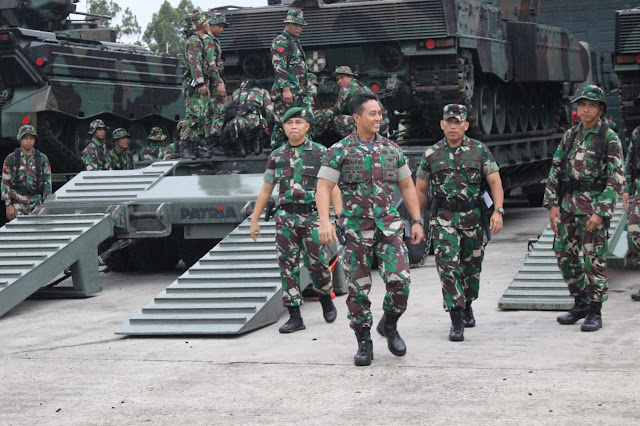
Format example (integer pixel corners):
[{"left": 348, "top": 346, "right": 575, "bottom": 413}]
[
  {"left": 112, "top": 128, "right": 130, "bottom": 140},
  {"left": 572, "top": 85, "right": 607, "bottom": 114},
  {"left": 17, "top": 124, "right": 37, "bottom": 140},
  {"left": 283, "top": 9, "right": 307, "bottom": 26},
  {"left": 88, "top": 119, "right": 108, "bottom": 135},
  {"left": 148, "top": 127, "right": 167, "bottom": 141},
  {"left": 332, "top": 66, "right": 358, "bottom": 77}
]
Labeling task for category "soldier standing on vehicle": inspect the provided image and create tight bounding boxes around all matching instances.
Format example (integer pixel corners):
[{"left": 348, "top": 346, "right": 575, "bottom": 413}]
[
  {"left": 82, "top": 119, "right": 111, "bottom": 171},
  {"left": 219, "top": 80, "right": 275, "bottom": 156},
  {"left": 250, "top": 107, "right": 342, "bottom": 333},
  {"left": 181, "top": 11, "right": 210, "bottom": 160},
  {"left": 142, "top": 127, "right": 168, "bottom": 161},
  {"left": 415, "top": 104, "right": 504, "bottom": 342},
  {"left": 626, "top": 96, "right": 640, "bottom": 299},
  {"left": 109, "top": 128, "right": 133, "bottom": 171},
  {"left": 2, "top": 125, "right": 52, "bottom": 221},
  {"left": 545, "top": 85, "right": 624, "bottom": 331},
  {"left": 316, "top": 92, "right": 425, "bottom": 367},
  {"left": 203, "top": 12, "right": 228, "bottom": 157},
  {"left": 270, "top": 9, "right": 313, "bottom": 148}
]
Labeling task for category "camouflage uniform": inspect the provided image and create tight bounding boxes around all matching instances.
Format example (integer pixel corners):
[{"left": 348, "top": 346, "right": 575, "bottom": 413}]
[
  {"left": 318, "top": 132, "right": 413, "bottom": 329},
  {"left": 417, "top": 134, "right": 499, "bottom": 311},
  {"left": 109, "top": 148, "right": 133, "bottom": 170},
  {"left": 181, "top": 12, "right": 209, "bottom": 145},
  {"left": 164, "top": 122, "right": 184, "bottom": 160},
  {"left": 270, "top": 10, "right": 313, "bottom": 148},
  {"left": 265, "top": 136, "right": 332, "bottom": 307},
  {"left": 625, "top": 126, "right": 640, "bottom": 265},
  {"left": 219, "top": 81, "right": 275, "bottom": 155},
  {"left": 142, "top": 127, "right": 168, "bottom": 161},
  {"left": 544, "top": 117, "right": 624, "bottom": 304},
  {"left": 1, "top": 126, "right": 52, "bottom": 216},
  {"left": 204, "top": 13, "right": 227, "bottom": 140}
]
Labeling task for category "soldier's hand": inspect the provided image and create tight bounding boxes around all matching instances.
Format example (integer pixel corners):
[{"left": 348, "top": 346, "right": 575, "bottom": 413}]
[
  {"left": 5, "top": 205, "right": 16, "bottom": 221},
  {"left": 623, "top": 192, "right": 629, "bottom": 213},
  {"left": 586, "top": 214, "right": 603, "bottom": 232},
  {"left": 410, "top": 223, "right": 426, "bottom": 244},
  {"left": 250, "top": 221, "right": 260, "bottom": 241},
  {"left": 319, "top": 219, "right": 337, "bottom": 245},
  {"left": 549, "top": 206, "right": 561, "bottom": 234},
  {"left": 197, "top": 85, "right": 208, "bottom": 96},
  {"left": 490, "top": 212, "right": 503, "bottom": 235},
  {"left": 217, "top": 82, "right": 227, "bottom": 99},
  {"left": 283, "top": 87, "right": 293, "bottom": 104}
]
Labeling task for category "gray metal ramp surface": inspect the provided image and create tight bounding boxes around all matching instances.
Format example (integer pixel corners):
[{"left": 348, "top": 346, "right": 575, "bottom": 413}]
[
  {"left": 0, "top": 214, "right": 114, "bottom": 318},
  {"left": 499, "top": 200, "right": 628, "bottom": 311}
]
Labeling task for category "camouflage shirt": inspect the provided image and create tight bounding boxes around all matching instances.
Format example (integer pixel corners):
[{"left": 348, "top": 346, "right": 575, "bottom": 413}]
[
  {"left": 109, "top": 148, "right": 133, "bottom": 171},
  {"left": 334, "top": 80, "right": 373, "bottom": 115},
  {"left": 271, "top": 31, "right": 308, "bottom": 94},
  {"left": 625, "top": 126, "right": 640, "bottom": 196},
  {"left": 142, "top": 144, "right": 165, "bottom": 161},
  {"left": 264, "top": 138, "right": 325, "bottom": 205},
  {"left": 544, "top": 119, "right": 624, "bottom": 217},
  {"left": 417, "top": 135, "right": 499, "bottom": 229},
  {"left": 163, "top": 143, "right": 180, "bottom": 160},
  {"left": 228, "top": 85, "right": 276, "bottom": 128},
  {"left": 82, "top": 139, "right": 112, "bottom": 171},
  {"left": 318, "top": 132, "right": 412, "bottom": 235},
  {"left": 204, "top": 33, "right": 223, "bottom": 88},
  {"left": 1, "top": 150, "right": 52, "bottom": 207},
  {"left": 184, "top": 34, "right": 207, "bottom": 87}
]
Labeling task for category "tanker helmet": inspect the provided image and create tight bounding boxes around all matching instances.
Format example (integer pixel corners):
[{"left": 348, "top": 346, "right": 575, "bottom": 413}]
[
  {"left": 572, "top": 85, "right": 607, "bottom": 114},
  {"left": 190, "top": 11, "right": 209, "bottom": 30},
  {"left": 283, "top": 9, "right": 307, "bottom": 26},
  {"left": 443, "top": 104, "right": 468, "bottom": 122},
  {"left": 88, "top": 119, "right": 108, "bottom": 135},
  {"left": 332, "top": 66, "right": 358, "bottom": 78},
  {"left": 112, "top": 128, "right": 130, "bottom": 140},
  {"left": 148, "top": 127, "right": 167, "bottom": 141},
  {"left": 17, "top": 125, "right": 37, "bottom": 140}
]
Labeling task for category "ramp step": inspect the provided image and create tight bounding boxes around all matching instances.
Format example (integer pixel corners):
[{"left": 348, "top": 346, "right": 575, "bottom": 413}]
[
  {"left": 0, "top": 247, "right": 60, "bottom": 253},
  {"left": 4, "top": 222, "right": 96, "bottom": 229},
  {"left": 0, "top": 262, "right": 36, "bottom": 269},
  {"left": 514, "top": 273, "right": 565, "bottom": 280},
  {"left": 0, "top": 236, "right": 72, "bottom": 242},
  {"left": 197, "top": 259, "right": 281, "bottom": 267},
  {"left": 203, "top": 253, "right": 277, "bottom": 261},
  {"left": 502, "top": 289, "right": 571, "bottom": 297},
  {"left": 117, "top": 323, "right": 252, "bottom": 335},
  {"left": 15, "top": 214, "right": 107, "bottom": 222},
  {"left": 142, "top": 304, "right": 258, "bottom": 314},
  {"left": 130, "top": 312, "right": 249, "bottom": 322},
  {"left": 0, "top": 229, "right": 84, "bottom": 236}
]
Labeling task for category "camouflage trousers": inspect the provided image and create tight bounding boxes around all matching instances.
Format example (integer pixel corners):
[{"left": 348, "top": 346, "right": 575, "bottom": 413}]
[
  {"left": 9, "top": 196, "right": 43, "bottom": 217},
  {"left": 205, "top": 95, "right": 226, "bottom": 141},
  {"left": 181, "top": 91, "right": 208, "bottom": 143},
  {"left": 554, "top": 211, "right": 609, "bottom": 303},
  {"left": 270, "top": 91, "right": 313, "bottom": 148},
  {"left": 274, "top": 211, "right": 332, "bottom": 307},
  {"left": 627, "top": 195, "right": 640, "bottom": 266},
  {"left": 342, "top": 226, "right": 410, "bottom": 330},
  {"left": 221, "top": 115, "right": 267, "bottom": 154},
  {"left": 433, "top": 225, "right": 484, "bottom": 311}
]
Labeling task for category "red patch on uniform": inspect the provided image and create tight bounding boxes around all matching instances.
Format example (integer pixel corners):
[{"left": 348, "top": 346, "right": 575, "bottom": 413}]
[
  {"left": 3, "top": 166, "right": 8, "bottom": 171},
  {"left": 277, "top": 47, "right": 285, "bottom": 52}
]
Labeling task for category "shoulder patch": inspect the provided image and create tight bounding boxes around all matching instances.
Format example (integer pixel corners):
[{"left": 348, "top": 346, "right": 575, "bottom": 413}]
[{"left": 277, "top": 47, "right": 285, "bottom": 52}]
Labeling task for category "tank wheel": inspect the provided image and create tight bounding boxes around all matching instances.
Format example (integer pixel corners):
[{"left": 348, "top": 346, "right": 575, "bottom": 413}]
[
  {"left": 492, "top": 84, "right": 506, "bottom": 134},
  {"left": 478, "top": 84, "right": 493, "bottom": 135},
  {"left": 539, "top": 89, "right": 550, "bottom": 129},
  {"left": 505, "top": 85, "right": 519, "bottom": 133},
  {"left": 528, "top": 88, "right": 540, "bottom": 130},
  {"left": 517, "top": 86, "right": 528, "bottom": 131}
]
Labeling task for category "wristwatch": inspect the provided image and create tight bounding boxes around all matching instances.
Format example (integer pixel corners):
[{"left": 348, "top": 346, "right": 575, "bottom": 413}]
[
  {"left": 495, "top": 207, "right": 505, "bottom": 215},
  {"left": 411, "top": 218, "right": 424, "bottom": 226},
  {"left": 4, "top": 201, "right": 10, "bottom": 207}
]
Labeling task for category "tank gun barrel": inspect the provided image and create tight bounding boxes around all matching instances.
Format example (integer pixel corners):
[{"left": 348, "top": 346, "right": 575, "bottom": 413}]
[{"left": 70, "top": 11, "right": 113, "bottom": 21}]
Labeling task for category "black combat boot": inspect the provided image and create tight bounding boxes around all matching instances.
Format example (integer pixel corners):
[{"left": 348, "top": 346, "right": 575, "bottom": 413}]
[
  {"left": 206, "top": 137, "right": 226, "bottom": 157},
  {"left": 631, "top": 290, "right": 640, "bottom": 301},
  {"left": 581, "top": 301, "right": 603, "bottom": 332},
  {"left": 354, "top": 327, "right": 374, "bottom": 366},
  {"left": 557, "top": 294, "right": 590, "bottom": 325},
  {"left": 449, "top": 308, "right": 464, "bottom": 342},
  {"left": 180, "top": 141, "right": 197, "bottom": 160},
  {"left": 376, "top": 312, "right": 407, "bottom": 356},
  {"left": 278, "top": 306, "right": 305, "bottom": 333},
  {"left": 318, "top": 294, "right": 337, "bottom": 323},
  {"left": 463, "top": 300, "right": 476, "bottom": 328}
]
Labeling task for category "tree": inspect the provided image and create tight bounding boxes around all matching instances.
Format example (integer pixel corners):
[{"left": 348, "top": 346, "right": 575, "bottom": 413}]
[
  {"left": 143, "top": 0, "right": 199, "bottom": 57},
  {"left": 115, "top": 8, "right": 141, "bottom": 42},
  {"left": 85, "top": 0, "right": 141, "bottom": 43}
]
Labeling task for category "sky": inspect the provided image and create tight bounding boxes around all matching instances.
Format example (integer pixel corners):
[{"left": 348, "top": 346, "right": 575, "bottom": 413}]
[{"left": 72, "top": 0, "right": 269, "bottom": 40}]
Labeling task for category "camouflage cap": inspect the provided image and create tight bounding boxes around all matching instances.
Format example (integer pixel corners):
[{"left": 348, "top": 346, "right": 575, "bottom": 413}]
[
  {"left": 88, "top": 119, "right": 108, "bottom": 134},
  {"left": 148, "top": 127, "right": 167, "bottom": 141},
  {"left": 17, "top": 124, "right": 37, "bottom": 140},
  {"left": 443, "top": 104, "right": 467, "bottom": 121},
  {"left": 572, "top": 85, "right": 607, "bottom": 113},
  {"left": 209, "top": 12, "right": 228, "bottom": 27},
  {"left": 332, "top": 66, "right": 358, "bottom": 77},
  {"left": 112, "top": 128, "right": 130, "bottom": 140},
  {"left": 190, "top": 11, "right": 209, "bottom": 30},
  {"left": 282, "top": 107, "right": 312, "bottom": 124},
  {"left": 283, "top": 9, "right": 307, "bottom": 26}
]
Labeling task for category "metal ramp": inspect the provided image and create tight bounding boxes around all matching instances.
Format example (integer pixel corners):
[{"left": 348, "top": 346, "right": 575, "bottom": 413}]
[
  {"left": 499, "top": 200, "right": 629, "bottom": 310},
  {"left": 0, "top": 214, "right": 114, "bottom": 318}
]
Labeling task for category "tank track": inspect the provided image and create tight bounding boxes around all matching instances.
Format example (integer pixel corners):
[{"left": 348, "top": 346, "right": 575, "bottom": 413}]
[
  {"left": 37, "top": 120, "right": 85, "bottom": 174},
  {"left": 616, "top": 72, "right": 640, "bottom": 139}
]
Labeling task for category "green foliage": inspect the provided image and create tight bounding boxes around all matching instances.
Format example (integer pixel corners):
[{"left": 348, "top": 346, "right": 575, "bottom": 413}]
[
  {"left": 115, "top": 7, "right": 141, "bottom": 42},
  {"left": 143, "top": 0, "right": 199, "bottom": 57},
  {"left": 85, "top": 0, "right": 141, "bottom": 42}
]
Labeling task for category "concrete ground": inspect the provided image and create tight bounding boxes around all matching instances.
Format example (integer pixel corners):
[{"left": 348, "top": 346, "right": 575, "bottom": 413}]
[{"left": 1, "top": 203, "right": 639, "bottom": 425}]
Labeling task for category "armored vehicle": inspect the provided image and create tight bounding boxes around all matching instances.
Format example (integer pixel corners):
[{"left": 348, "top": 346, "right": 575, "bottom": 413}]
[
  {"left": 0, "top": 0, "right": 184, "bottom": 173},
  {"left": 614, "top": 6, "right": 640, "bottom": 138}
]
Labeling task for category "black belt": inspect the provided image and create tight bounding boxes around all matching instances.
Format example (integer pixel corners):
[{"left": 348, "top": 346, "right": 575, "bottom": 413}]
[
  {"left": 278, "top": 203, "right": 317, "bottom": 214},
  {"left": 435, "top": 197, "right": 481, "bottom": 212},
  {"left": 566, "top": 179, "right": 606, "bottom": 194}
]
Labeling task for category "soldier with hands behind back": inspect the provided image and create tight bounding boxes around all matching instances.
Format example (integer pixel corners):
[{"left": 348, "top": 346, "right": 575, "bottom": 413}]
[
  {"left": 109, "top": 128, "right": 133, "bottom": 171},
  {"left": 82, "top": 119, "right": 111, "bottom": 171}
]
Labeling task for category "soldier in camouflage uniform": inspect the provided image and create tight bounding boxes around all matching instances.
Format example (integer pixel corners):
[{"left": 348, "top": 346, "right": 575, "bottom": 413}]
[
  {"left": 142, "top": 127, "right": 168, "bottom": 161},
  {"left": 270, "top": 9, "right": 313, "bottom": 148},
  {"left": 82, "top": 119, "right": 111, "bottom": 171},
  {"left": 415, "top": 104, "right": 504, "bottom": 342},
  {"left": 219, "top": 80, "right": 275, "bottom": 156},
  {"left": 164, "top": 121, "right": 185, "bottom": 160},
  {"left": 250, "top": 107, "right": 342, "bottom": 333},
  {"left": 317, "top": 92, "right": 425, "bottom": 366},
  {"left": 203, "top": 12, "right": 228, "bottom": 156},
  {"left": 181, "top": 11, "right": 211, "bottom": 159},
  {"left": 2, "top": 125, "right": 52, "bottom": 220},
  {"left": 626, "top": 96, "right": 640, "bottom": 300},
  {"left": 544, "top": 85, "right": 624, "bottom": 332},
  {"left": 109, "top": 128, "right": 133, "bottom": 171}
]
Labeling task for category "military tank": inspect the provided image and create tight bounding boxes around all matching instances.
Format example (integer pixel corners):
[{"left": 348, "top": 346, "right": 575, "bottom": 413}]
[
  {"left": 614, "top": 6, "right": 640, "bottom": 139},
  {"left": 0, "top": 0, "right": 184, "bottom": 173}
]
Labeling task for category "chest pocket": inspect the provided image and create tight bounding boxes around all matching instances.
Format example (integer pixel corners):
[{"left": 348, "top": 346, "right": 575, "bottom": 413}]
[
  {"left": 461, "top": 149, "right": 483, "bottom": 184},
  {"left": 379, "top": 147, "right": 398, "bottom": 182},
  {"left": 430, "top": 150, "right": 451, "bottom": 185},
  {"left": 301, "top": 151, "right": 321, "bottom": 187},
  {"left": 274, "top": 157, "right": 293, "bottom": 189}
]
